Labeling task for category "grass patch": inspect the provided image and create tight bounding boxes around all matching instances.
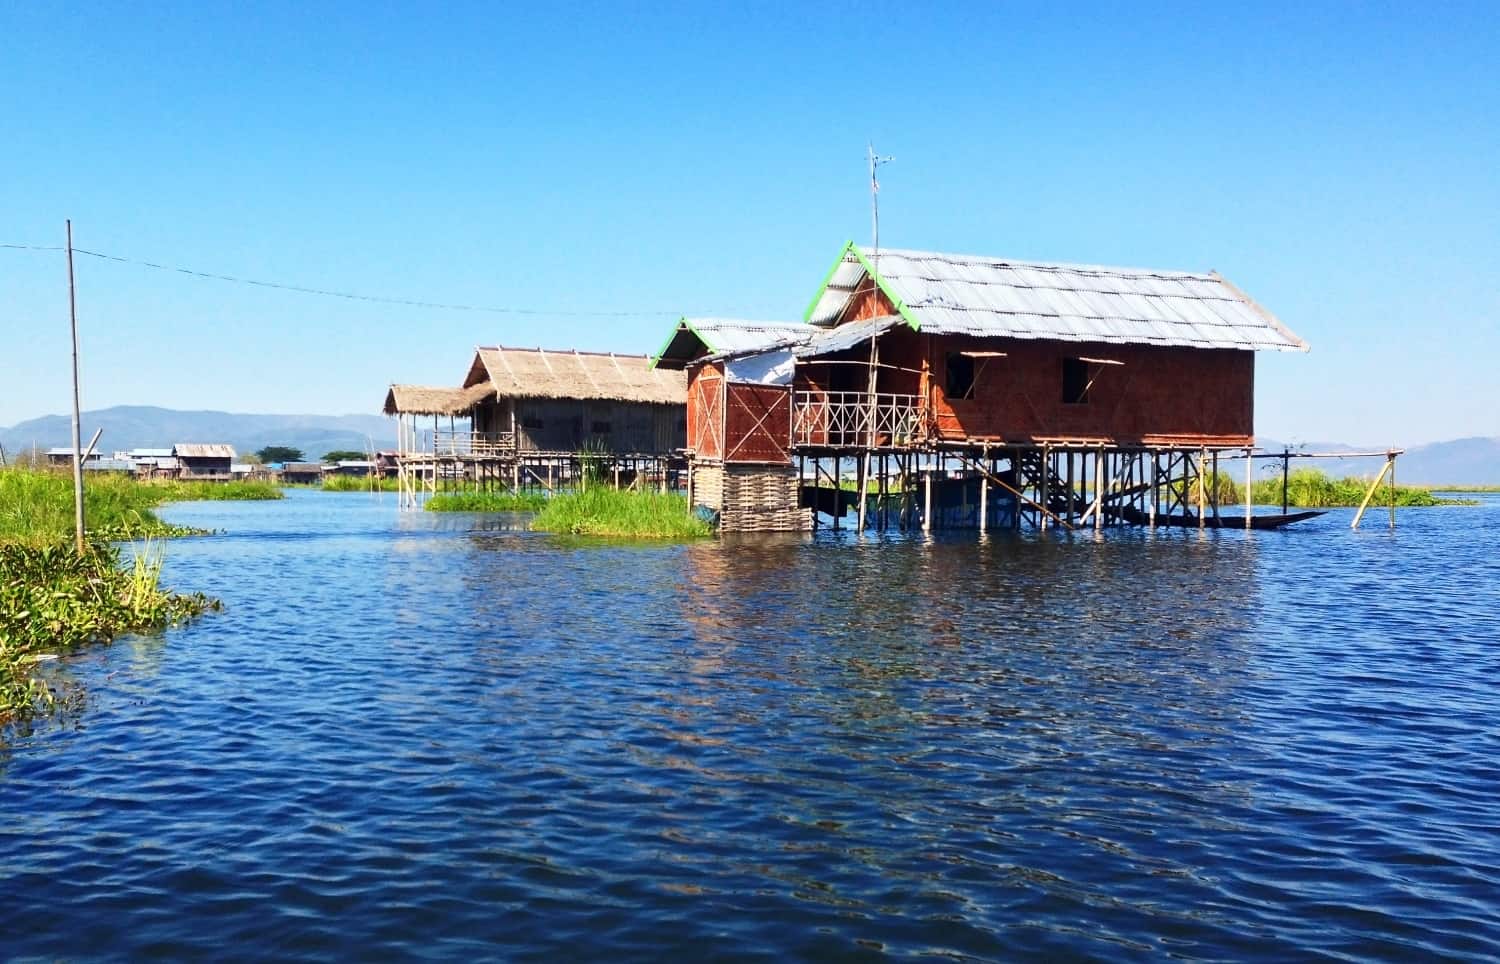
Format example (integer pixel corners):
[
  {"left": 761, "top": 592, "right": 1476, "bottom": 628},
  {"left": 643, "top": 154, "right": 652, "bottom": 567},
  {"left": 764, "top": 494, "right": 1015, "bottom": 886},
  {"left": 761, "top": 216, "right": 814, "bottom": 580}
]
[
  {"left": 321, "top": 474, "right": 401, "bottom": 492},
  {"left": 1178, "top": 468, "right": 1470, "bottom": 508},
  {"left": 531, "top": 488, "right": 712, "bottom": 539},
  {"left": 0, "top": 469, "right": 282, "bottom": 547},
  {"left": 0, "top": 468, "right": 278, "bottom": 726},
  {"left": 1, "top": 540, "right": 219, "bottom": 726},
  {"left": 426, "top": 491, "right": 549, "bottom": 512}
]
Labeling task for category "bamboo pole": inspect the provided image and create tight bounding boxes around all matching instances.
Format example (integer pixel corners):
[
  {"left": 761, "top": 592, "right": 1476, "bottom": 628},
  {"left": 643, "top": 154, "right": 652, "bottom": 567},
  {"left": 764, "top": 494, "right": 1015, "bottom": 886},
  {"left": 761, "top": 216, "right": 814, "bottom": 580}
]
[
  {"left": 1040, "top": 445, "right": 1050, "bottom": 532},
  {"left": 1245, "top": 446, "right": 1254, "bottom": 530},
  {"left": 922, "top": 460, "right": 932, "bottom": 533},
  {"left": 1098, "top": 449, "right": 1110, "bottom": 530},
  {"left": 1148, "top": 452, "right": 1158, "bottom": 528},
  {"left": 1351, "top": 458, "right": 1394, "bottom": 530},
  {"left": 979, "top": 443, "right": 988, "bottom": 533},
  {"left": 1197, "top": 449, "right": 1207, "bottom": 530},
  {"left": 1388, "top": 451, "right": 1397, "bottom": 529},
  {"left": 965, "top": 453, "right": 1074, "bottom": 531},
  {"left": 66, "top": 220, "right": 86, "bottom": 553}
]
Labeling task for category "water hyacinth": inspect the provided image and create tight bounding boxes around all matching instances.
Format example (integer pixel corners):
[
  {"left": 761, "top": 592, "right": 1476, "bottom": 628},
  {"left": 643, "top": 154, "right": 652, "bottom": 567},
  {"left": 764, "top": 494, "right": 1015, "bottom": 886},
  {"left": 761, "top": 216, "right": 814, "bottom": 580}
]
[{"left": 0, "top": 541, "right": 219, "bottom": 724}]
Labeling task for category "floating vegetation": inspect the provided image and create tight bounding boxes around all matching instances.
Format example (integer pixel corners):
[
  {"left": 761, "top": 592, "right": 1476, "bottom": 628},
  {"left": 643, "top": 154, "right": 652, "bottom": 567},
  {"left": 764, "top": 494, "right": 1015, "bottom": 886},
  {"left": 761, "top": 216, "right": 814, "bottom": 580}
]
[
  {"left": 0, "top": 468, "right": 276, "bottom": 726},
  {"left": 0, "top": 540, "right": 219, "bottom": 726},
  {"left": 320, "top": 475, "right": 402, "bottom": 492},
  {"left": 530, "top": 488, "right": 711, "bottom": 539},
  {"left": 426, "top": 491, "right": 549, "bottom": 512}
]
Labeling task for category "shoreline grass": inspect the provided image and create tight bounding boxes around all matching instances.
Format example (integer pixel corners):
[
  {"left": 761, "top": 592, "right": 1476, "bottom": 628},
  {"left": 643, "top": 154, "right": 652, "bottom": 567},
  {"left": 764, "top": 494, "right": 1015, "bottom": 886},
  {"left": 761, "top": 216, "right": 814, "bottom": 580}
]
[
  {"left": 0, "top": 468, "right": 279, "bottom": 727},
  {"left": 530, "top": 488, "right": 711, "bottom": 539},
  {"left": 0, "top": 470, "right": 283, "bottom": 547},
  {"left": 320, "top": 474, "right": 402, "bottom": 492},
  {"left": 1186, "top": 468, "right": 1474, "bottom": 509}
]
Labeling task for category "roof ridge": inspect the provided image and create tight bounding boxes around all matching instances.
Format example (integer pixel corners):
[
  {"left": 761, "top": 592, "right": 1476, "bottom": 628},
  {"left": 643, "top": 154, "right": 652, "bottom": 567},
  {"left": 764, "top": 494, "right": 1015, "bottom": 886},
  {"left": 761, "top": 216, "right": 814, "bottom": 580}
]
[{"left": 855, "top": 245, "right": 1214, "bottom": 280}]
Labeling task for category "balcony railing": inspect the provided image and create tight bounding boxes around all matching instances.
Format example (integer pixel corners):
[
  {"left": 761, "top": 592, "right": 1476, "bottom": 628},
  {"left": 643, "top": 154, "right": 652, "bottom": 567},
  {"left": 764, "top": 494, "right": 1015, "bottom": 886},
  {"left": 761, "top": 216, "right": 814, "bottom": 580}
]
[
  {"left": 793, "top": 392, "right": 926, "bottom": 448},
  {"left": 429, "top": 430, "right": 516, "bottom": 457}
]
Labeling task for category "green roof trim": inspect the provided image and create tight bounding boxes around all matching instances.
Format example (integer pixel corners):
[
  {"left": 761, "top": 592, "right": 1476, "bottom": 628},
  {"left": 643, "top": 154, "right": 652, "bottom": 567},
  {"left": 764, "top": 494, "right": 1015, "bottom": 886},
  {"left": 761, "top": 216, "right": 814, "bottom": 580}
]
[
  {"left": 649, "top": 316, "right": 704, "bottom": 369},
  {"left": 849, "top": 246, "right": 921, "bottom": 331},
  {"left": 800, "top": 240, "right": 920, "bottom": 331},
  {"left": 801, "top": 240, "right": 856, "bottom": 323}
]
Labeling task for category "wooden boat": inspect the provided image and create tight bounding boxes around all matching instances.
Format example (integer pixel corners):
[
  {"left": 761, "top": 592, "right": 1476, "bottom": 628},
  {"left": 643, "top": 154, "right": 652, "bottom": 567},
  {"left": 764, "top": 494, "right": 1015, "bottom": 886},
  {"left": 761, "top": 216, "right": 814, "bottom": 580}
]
[{"left": 1115, "top": 505, "right": 1324, "bottom": 529}]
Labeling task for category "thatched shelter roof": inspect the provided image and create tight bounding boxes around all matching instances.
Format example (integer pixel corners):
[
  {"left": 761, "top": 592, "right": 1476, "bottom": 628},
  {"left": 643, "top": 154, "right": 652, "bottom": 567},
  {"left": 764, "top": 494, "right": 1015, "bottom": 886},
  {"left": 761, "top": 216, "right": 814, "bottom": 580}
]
[
  {"left": 383, "top": 383, "right": 494, "bottom": 416},
  {"left": 463, "top": 346, "right": 686, "bottom": 406}
]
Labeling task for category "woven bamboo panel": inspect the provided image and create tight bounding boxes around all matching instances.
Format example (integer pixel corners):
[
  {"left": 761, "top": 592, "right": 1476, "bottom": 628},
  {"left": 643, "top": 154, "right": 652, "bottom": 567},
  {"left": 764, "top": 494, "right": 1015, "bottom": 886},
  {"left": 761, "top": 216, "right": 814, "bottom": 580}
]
[
  {"left": 690, "top": 462, "right": 726, "bottom": 511},
  {"left": 719, "top": 465, "right": 811, "bottom": 532}
]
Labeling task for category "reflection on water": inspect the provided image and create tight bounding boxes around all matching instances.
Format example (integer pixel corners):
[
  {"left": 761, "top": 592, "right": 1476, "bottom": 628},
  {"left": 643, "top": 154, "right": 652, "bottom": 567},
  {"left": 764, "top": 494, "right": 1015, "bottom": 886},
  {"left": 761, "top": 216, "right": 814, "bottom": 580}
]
[{"left": 1, "top": 489, "right": 1498, "bottom": 960}]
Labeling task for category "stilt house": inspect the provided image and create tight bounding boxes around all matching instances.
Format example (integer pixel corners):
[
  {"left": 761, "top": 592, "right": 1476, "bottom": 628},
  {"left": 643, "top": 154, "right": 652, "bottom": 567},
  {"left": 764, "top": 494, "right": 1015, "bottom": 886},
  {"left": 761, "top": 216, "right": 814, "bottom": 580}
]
[
  {"left": 655, "top": 243, "right": 1307, "bottom": 531},
  {"left": 461, "top": 346, "right": 686, "bottom": 455},
  {"left": 383, "top": 346, "right": 687, "bottom": 507}
]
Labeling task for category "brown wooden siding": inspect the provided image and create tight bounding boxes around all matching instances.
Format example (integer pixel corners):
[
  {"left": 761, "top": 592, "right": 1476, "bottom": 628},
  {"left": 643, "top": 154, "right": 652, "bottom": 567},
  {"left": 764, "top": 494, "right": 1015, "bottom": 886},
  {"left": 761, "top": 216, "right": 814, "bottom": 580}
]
[
  {"left": 686, "top": 363, "right": 724, "bottom": 460},
  {"left": 723, "top": 383, "right": 792, "bottom": 464},
  {"left": 473, "top": 397, "right": 683, "bottom": 453},
  {"left": 917, "top": 336, "right": 1254, "bottom": 446}
]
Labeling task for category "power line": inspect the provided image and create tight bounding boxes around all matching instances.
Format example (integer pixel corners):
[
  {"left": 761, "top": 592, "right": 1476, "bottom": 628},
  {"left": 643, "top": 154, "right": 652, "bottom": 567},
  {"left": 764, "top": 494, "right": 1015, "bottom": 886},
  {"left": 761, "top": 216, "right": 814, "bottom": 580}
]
[{"left": 2, "top": 240, "right": 693, "bottom": 318}]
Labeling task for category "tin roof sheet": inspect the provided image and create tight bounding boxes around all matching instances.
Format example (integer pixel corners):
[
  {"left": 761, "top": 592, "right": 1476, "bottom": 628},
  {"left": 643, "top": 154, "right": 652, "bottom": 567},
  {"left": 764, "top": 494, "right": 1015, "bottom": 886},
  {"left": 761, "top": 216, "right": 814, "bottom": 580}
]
[
  {"left": 652, "top": 318, "right": 813, "bottom": 369},
  {"left": 806, "top": 245, "right": 1307, "bottom": 352},
  {"left": 173, "top": 443, "right": 236, "bottom": 459}
]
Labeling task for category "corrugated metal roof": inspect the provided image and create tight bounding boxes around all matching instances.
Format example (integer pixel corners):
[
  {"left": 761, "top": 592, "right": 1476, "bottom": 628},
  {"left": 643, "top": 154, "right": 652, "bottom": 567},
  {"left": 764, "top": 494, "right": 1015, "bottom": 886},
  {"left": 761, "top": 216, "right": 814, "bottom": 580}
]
[
  {"left": 652, "top": 318, "right": 813, "bottom": 369},
  {"left": 128, "top": 448, "right": 174, "bottom": 458},
  {"left": 173, "top": 443, "right": 237, "bottom": 459},
  {"left": 467, "top": 346, "right": 685, "bottom": 405},
  {"left": 806, "top": 245, "right": 1308, "bottom": 352},
  {"left": 793, "top": 315, "right": 906, "bottom": 358}
]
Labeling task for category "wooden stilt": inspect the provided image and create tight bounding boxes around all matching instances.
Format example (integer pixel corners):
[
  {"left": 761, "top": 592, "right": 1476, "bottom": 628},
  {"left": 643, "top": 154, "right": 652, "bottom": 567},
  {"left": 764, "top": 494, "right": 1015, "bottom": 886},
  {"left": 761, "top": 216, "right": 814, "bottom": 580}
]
[
  {"left": 979, "top": 443, "right": 988, "bottom": 533},
  {"left": 1244, "top": 446, "right": 1254, "bottom": 530},
  {"left": 922, "top": 459, "right": 932, "bottom": 533}
]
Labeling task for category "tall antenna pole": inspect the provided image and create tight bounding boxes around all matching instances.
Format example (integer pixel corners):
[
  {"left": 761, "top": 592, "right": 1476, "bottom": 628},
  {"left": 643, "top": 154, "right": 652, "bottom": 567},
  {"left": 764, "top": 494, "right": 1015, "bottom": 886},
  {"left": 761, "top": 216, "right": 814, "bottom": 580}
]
[
  {"left": 67, "top": 219, "right": 86, "bottom": 553},
  {"left": 867, "top": 143, "right": 893, "bottom": 269}
]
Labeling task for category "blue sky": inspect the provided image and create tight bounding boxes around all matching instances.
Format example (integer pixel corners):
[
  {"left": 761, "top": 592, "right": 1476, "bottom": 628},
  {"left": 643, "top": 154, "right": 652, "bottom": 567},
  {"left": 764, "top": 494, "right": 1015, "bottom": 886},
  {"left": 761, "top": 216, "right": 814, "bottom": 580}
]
[{"left": 2, "top": 1, "right": 1495, "bottom": 446}]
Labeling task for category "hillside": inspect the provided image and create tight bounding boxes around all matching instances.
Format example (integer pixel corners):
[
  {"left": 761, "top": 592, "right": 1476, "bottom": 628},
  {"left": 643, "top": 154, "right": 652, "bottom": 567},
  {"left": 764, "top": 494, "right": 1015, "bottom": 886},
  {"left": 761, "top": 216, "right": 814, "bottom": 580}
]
[{"left": 0, "top": 406, "right": 394, "bottom": 461}]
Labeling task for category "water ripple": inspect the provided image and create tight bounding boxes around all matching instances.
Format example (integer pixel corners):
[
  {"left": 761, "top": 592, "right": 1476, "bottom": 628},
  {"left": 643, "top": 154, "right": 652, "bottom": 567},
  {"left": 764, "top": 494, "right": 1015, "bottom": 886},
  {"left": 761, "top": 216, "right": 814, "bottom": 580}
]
[{"left": 2, "top": 490, "right": 1499, "bottom": 960}]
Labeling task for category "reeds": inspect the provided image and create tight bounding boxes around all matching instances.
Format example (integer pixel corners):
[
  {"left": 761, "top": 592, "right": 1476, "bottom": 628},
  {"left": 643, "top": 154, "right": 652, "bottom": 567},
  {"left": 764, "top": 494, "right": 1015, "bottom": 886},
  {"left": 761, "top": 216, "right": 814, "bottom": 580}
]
[
  {"left": 0, "top": 469, "right": 281, "bottom": 547},
  {"left": 0, "top": 539, "right": 218, "bottom": 725},
  {"left": 530, "top": 487, "right": 712, "bottom": 539},
  {"left": 320, "top": 474, "right": 402, "bottom": 492},
  {"left": 426, "top": 491, "right": 549, "bottom": 512}
]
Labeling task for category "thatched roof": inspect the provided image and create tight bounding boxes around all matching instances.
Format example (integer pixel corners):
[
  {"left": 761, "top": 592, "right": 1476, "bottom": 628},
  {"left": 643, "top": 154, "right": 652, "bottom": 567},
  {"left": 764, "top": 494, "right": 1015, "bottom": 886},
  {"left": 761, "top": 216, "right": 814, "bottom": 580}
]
[
  {"left": 463, "top": 346, "right": 686, "bottom": 405},
  {"left": 383, "top": 383, "right": 494, "bottom": 416}
]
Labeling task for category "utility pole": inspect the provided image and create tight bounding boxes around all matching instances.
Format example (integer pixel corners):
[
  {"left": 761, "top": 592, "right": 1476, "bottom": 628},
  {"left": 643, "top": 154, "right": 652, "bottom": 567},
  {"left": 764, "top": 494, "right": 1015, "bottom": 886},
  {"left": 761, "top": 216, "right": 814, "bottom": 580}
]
[
  {"left": 867, "top": 142, "right": 894, "bottom": 268},
  {"left": 67, "top": 219, "right": 86, "bottom": 553}
]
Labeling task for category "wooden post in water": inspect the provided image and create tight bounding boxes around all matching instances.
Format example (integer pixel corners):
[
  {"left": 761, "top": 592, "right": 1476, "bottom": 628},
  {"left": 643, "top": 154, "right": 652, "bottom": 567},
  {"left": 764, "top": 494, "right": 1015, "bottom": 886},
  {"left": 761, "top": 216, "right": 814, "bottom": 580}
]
[
  {"left": 979, "top": 443, "right": 988, "bottom": 533},
  {"left": 1351, "top": 457, "right": 1394, "bottom": 530},
  {"left": 1148, "top": 452, "right": 1158, "bottom": 529},
  {"left": 1098, "top": 446, "right": 1110, "bottom": 530},
  {"left": 922, "top": 460, "right": 932, "bottom": 533},
  {"left": 1197, "top": 448, "right": 1207, "bottom": 530},
  {"left": 1388, "top": 450, "right": 1397, "bottom": 530},
  {"left": 1044, "top": 446, "right": 1056, "bottom": 536},
  {"left": 1244, "top": 446, "right": 1254, "bottom": 530}
]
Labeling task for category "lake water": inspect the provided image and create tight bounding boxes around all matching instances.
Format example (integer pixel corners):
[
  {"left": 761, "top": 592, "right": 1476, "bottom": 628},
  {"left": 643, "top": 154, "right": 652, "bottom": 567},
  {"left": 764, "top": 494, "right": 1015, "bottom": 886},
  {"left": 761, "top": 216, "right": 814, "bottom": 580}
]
[{"left": 3, "top": 489, "right": 1499, "bottom": 960}]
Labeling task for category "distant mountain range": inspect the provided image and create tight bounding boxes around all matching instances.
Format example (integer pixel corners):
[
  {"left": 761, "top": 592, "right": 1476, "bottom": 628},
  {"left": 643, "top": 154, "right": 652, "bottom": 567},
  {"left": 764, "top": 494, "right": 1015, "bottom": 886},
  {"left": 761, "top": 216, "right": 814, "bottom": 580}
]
[
  {"left": 2, "top": 406, "right": 1496, "bottom": 484},
  {"left": 0, "top": 406, "right": 394, "bottom": 462}
]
